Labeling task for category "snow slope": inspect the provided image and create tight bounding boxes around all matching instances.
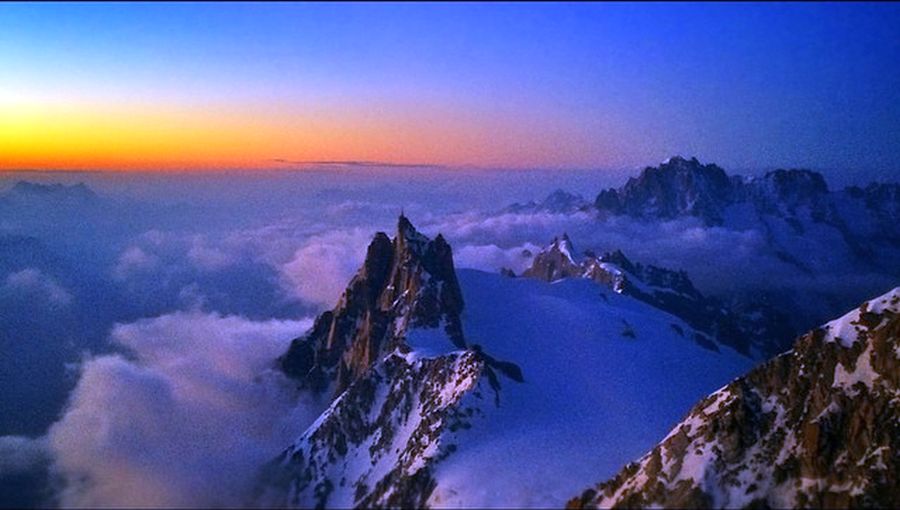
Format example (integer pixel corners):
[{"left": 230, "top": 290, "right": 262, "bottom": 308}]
[{"left": 424, "top": 270, "right": 753, "bottom": 507}]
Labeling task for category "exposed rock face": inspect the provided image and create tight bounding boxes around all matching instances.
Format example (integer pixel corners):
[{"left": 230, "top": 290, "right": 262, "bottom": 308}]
[
  {"left": 568, "top": 287, "right": 900, "bottom": 509},
  {"left": 279, "top": 215, "right": 466, "bottom": 396},
  {"left": 521, "top": 234, "right": 582, "bottom": 282},
  {"left": 522, "top": 235, "right": 792, "bottom": 357},
  {"left": 593, "top": 156, "right": 735, "bottom": 225},
  {"left": 750, "top": 168, "right": 829, "bottom": 211},
  {"left": 593, "top": 156, "right": 899, "bottom": 244},
  {"left": 846, "top": 182, "right": 900, "bottom": 243}
]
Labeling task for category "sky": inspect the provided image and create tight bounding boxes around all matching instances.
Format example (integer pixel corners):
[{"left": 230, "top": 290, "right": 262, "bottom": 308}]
[{"left": 2, "top": 2, "right": 900, "bottom": 173}]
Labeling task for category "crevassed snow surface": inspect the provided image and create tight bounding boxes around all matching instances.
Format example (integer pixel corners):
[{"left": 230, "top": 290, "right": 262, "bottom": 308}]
[{"left": 424, "top": 269, "right": 754, "bottom": 508}]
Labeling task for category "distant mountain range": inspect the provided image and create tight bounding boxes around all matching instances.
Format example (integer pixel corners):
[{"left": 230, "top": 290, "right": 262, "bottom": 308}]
[
  {"left": 501, "top": 156, "right": 900, "bottom": 351},
  {"left": 531, "top": 156, "right": 899, "bottom": 276}
]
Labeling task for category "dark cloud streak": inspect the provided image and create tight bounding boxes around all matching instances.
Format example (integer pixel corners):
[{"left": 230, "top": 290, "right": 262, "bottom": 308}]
[{"left": 270, "top": 158, "right": 445, "bottom": 169}]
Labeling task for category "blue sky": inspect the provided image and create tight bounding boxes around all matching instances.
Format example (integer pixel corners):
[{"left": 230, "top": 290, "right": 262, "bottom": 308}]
[{"left": 2, "top": 2, "right": 900, "bottom": 176}]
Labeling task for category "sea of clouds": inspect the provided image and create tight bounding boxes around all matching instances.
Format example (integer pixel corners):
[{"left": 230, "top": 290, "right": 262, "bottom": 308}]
[{"left": 0, "top": 166, "right": 896, "bottom": 507}]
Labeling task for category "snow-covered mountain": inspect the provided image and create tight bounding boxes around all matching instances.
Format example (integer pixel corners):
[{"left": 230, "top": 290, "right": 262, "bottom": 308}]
[
  {"left": 261, "top": 216, "right": 755, "bottom": 508},
  {"left": 568, "top": 287, "right": 900, "bottom": 509},
  {"left": 593, "top": 156, "right": 900, "bottom": 275},
  {"left": 520, "top": 235, "right": 792, "bottom": 357}
]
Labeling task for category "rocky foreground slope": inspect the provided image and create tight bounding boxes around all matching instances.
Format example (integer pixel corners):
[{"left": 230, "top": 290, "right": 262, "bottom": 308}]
[{"left": 568, "top": 287, "right": 900, "bottom": 509}]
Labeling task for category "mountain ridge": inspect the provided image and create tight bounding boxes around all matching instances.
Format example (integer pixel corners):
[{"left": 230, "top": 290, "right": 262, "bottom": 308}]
[
  {"left": 521, "top": 234, "right": 793, "bottom": 357},
  {"left": 568, "top": 286, "right": 900, "bottom": 509}
]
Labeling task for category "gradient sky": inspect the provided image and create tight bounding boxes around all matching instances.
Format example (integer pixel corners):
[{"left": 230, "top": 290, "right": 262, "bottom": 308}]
[{"left": 2, "top": 2, "right": 900, "bottom": 172}]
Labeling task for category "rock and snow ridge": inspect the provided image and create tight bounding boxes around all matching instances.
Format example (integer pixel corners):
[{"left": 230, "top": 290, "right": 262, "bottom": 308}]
[
  {"left": 521, "top": 235, "right": 792, "bottom": 357},
  {"left": 568, "top": 287, "right": 900, "bottom": 509},
  {"left": 262, "top": 216, "right": 756, "bottom": 508},
  {"left": 593, "top": 156, "right": 836, "bottom": 226}
]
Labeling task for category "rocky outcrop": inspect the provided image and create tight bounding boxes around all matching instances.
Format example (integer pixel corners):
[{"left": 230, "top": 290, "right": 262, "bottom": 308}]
[
  {"left": 749, "top": 168, "right": 829, "bottom": 211},
  {"left": 279, "top": 215, "right": 466, "bottom": 397},
  {"left": 521, "top": 234, "right": 582, "bottom": 282},
  {"left": 522, "top": 235, "right": 792, "bottom": 357},
  {"left": 568, "top": 287, "right": 900, "bottom": 509},
  {"left": 846, "top": 182, "right": 900, "bottom": 243}
]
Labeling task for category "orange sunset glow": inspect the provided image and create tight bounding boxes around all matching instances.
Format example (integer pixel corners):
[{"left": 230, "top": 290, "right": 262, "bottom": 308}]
[{"left": 1, "top": 98, "right": 608, "bottom": 171}]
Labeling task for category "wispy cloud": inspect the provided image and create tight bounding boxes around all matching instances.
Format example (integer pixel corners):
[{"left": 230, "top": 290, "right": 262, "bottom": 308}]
[{"left": 270, "top": 158, "right": 444, "bottom": 169}]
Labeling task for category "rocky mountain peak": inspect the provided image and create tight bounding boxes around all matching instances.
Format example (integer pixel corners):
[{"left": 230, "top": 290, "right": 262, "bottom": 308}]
[
  {"left": 553, "top": 233, "right": 574, "bottom": 256},
  {"left": 542, "top": 189, "right": 588, "bottom": 213},
  {"left": 660, "top": 155, "right": 699, "bottom": 169},
  {"left": 591, "top": 157, "right": 844, "bottom": 228},
  {"left": 396, "top": 213, "right": 426, "bottom": 246},
  {"left": 524, "top": 236, "right": 699, "bottom": 302},
  {"left": 279, "top": 215, "right": 465, "bottom": 397},
  {"left": 598, "top": 249, "right": 637, "bottom": 275},
  {"left": 653, "top": 155, "right": 729, "bottom": 182},
  {"left": 763, "top": 168, "right": 828, "bottom": 191},
  {"left": 594, "top": 156, "right": 734, "bottom": 224},
  {"left": 521, "top": 233, "right": 581, "bottom": 282}
]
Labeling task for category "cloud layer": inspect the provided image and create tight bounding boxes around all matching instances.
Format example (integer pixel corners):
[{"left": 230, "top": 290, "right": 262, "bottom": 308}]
[{"left": 47, "top": 312, "right": 320, "bottom": 508}]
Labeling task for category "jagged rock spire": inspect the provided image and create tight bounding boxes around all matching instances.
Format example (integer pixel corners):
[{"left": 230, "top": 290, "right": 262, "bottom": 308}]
[{"left": 279, "top": 215, "right": 466, "bottom": 397}]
